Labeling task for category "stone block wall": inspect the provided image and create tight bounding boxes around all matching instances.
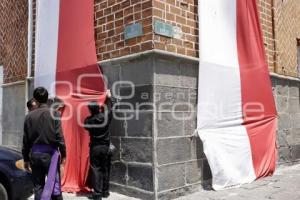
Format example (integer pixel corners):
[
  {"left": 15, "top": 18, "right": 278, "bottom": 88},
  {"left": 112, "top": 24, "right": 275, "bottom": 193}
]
[
  {"left": 1, "top": 82, "right": 26, "bottom": 148},
  {"left": 272, "top": 75, "right": 300, "bottom": 163},
  {"left": 152, "top": 54, "right": 204, "bottom": 199},
  {"left": 100, "top": 52, "right": 300, "bottom": 199},
  {"left": 100, "top": 52, "right": 211, "bottom": 200},
  {"left": 101, "top": 56, "right": 155, "bottom": 199}
]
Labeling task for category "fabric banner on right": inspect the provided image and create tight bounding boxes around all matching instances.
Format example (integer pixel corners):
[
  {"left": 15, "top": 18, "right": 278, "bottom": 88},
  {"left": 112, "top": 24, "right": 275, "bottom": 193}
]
[{"left": 197, "top": 0, "right": 278, "bottom": 190}]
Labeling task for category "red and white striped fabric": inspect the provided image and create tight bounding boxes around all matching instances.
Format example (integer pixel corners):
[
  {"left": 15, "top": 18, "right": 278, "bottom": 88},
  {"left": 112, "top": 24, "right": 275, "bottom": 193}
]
[
  {"left": 34, "top": 0, "right": 106, "bottom": 192},
  {"left": 197, "top": 0, "right": 277, "bottom": 190}
]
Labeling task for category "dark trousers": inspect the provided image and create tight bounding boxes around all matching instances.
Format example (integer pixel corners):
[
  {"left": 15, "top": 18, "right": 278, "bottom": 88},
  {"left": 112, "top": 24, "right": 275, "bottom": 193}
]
[
  {"left": 90, "top": 145, "right": 111, "bottom": 200},
  {"left": 30, "top": 152, "right": 63, "bottom": 200}
]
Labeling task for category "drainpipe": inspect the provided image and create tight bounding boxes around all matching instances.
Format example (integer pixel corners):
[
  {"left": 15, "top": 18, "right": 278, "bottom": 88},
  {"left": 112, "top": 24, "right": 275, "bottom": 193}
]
[
  {"left": 271, "top": 0, "right": 278, "bottom": 73},
  {"left": 26, "top": 0, "right": 33, "bottom": 113}
]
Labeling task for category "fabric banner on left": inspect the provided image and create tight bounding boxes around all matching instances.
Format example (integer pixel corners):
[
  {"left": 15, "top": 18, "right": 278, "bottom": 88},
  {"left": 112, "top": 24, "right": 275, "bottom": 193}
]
[{"left": 34, "top": 0, "right": 106, "bottom": 192}]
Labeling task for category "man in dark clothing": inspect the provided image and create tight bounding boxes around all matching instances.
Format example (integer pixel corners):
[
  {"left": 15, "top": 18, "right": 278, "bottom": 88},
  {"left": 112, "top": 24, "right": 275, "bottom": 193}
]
[
  {"left": 27, "top": 98, "right": 38, "bottom": 112},
  {"left": 22, "top": 87, "right": 66, "bottom": 200},
  {"left": 84, "top": 90, "right": 115, "bottom": 200},
  {"left": 47, "top": 97, "right": 65, "bottom": 113}
]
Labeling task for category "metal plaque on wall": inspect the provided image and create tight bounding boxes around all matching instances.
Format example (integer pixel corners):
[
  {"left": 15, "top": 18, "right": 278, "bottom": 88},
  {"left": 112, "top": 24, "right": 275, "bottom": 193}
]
[
  {"left": 124, "top": 23, "right": 143, "bottom": 40},
  {"left": 154, "top": 20, "right": 173, "bottom": 38}
]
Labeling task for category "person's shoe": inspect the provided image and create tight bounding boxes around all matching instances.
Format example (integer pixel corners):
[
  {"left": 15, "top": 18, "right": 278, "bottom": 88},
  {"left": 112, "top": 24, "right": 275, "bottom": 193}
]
[
  {"left": 52, "top": 195, "right": 63, "bottom": 200},
  {"left": 102, "top": 191, "right": 110, "bottom": 198},
  {"left": 93, "top": 194, "right": 102, "bottom": 200}
]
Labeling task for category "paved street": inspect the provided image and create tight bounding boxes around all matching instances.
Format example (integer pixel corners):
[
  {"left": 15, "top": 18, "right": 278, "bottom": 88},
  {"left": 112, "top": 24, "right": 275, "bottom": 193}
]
[{"left": 29, "top": 163, "right": 300, "bottom": 200}]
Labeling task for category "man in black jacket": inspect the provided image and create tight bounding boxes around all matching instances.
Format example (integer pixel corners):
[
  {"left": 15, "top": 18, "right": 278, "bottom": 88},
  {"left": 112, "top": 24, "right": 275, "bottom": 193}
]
[
  {"left": 84, "top": 90, "right": 115, "bottom": 200},
  {"left": 22, "top": 87, "right": 66, "bottom": 200}
]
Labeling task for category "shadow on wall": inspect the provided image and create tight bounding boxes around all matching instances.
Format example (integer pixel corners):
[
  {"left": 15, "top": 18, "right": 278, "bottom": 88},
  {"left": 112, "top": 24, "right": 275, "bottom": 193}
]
[{"left": 192, "top": 136, "right": 213, "bottom": 190}]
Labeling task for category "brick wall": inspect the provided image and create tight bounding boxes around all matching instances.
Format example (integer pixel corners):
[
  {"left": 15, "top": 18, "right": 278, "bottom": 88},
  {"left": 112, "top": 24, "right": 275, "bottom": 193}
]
[
  {"left": 257, "top": 0, "right": 276, "bottom": 72},
  {"left": 94, "top": 0, "right": 154, "bottom": 61},
  {"left": 256, "top": 0, "right": 300, "bottom": 77},
  {"left": 94, "top": 0, "right": 199, "bottom": 60},
  {"left": 273, "top": 0, "right": 300, "bottom": 77},
  {"left": 2, "top": 0, "right": 300, "bottom": 83},
  {"left": 95, "top": 0, "right": 290, "bottom": 74},
  {"left": 0, "top": 0, "right": 28, "bottom": 83},
  {"left": 152, "top": 0, "right": 198, "bottom": 58}
]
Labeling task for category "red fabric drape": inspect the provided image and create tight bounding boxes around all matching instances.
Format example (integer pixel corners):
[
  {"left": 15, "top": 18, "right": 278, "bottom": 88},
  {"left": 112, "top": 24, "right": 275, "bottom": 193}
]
[
  {"left": 237, "top": 0, "right": 277, "bottom": 178},
  {"left": 55, "top": 0, "right": 106, "bottom": 192}
]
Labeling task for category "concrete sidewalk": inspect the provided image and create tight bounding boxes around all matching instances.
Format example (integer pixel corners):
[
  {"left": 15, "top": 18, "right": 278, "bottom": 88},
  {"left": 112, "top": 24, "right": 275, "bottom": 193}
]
[
  {"left": 175, "top": 163, "right": 300, "bottom": 200},
  {"left": 29, "top": 164, "right": 300, "bottom": 200},
  {"left": 29, "top": 192, "right": 138, "bottom": 200}
]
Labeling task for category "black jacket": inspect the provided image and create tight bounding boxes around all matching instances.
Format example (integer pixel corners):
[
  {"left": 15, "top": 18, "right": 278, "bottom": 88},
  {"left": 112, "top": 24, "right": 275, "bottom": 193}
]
[
  {"left": 22, "top": 104, "right": 66, "bottom": 162},
  {"left": 84, "top": 97, "right": 115, "bottom": 146}
]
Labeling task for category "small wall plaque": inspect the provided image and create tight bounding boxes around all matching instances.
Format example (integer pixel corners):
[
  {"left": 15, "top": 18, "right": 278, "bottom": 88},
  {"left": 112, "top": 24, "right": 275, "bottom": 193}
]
[
  {"left": 154, "top": 20, "right": 173, "bottom": 38},
  {"left": 173, "top": 26, "right": 183, "bottom": 39},
  {"left": 124, "top": 23, "right": 143, "bottom": 40}
]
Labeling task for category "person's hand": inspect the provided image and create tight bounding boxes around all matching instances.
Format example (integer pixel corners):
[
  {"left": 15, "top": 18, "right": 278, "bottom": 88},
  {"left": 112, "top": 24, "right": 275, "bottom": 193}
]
[
  {"left": 24, "top": 162, "right": 31, "bottom": 172},
  {"left": 60, "top": 158, "right": 66, "bottom": 166},
  {"left": 60, "top": 164, "right": 65, "bottom": 178},
  {"left": 60, "top": 158, "right": 66, "bottom": 177},
  {"left": 106, "top": 89, "right": 112, "bottom": 98}
]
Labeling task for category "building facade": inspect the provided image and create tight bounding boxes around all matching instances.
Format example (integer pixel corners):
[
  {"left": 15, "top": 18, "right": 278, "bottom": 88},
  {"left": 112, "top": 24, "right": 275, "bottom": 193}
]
[{"left": 1, "top": 0, "right": 300, "bottom": 199}]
